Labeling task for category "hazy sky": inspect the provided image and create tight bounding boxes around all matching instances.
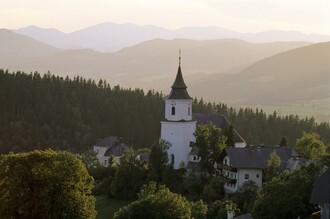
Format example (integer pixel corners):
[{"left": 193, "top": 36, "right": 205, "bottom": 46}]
[{"left": 1, "top": 0, "right": 330, "bottom": 34}]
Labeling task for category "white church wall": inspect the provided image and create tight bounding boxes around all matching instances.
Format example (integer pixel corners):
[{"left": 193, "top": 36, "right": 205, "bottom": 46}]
[{"left": 161, "top": 120, "right": 196, "bottom": 169}]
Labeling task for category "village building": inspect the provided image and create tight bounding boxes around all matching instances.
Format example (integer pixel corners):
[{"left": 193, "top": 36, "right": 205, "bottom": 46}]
[
  {"left": 92, "top": 136, "right": 126, "bottom": 167},
  {"left": 161, "top": 56, "right": 246, "bottom": 169},
  {"left": 310, "top": 167, "right": 330, "bottom": 219},
  {"left": 217, "top": 146, "right": 300, "bottom": 192}
]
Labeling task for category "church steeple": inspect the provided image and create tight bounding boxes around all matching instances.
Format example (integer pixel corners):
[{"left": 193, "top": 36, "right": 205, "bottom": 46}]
[{"left": 167, "top": 52, "right": 192, "bottom": 99}]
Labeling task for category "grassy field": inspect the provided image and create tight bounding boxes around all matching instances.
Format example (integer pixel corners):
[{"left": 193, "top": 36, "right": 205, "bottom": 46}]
[{"left": 95, "top": 196, "right": 131, "bottom": 219}]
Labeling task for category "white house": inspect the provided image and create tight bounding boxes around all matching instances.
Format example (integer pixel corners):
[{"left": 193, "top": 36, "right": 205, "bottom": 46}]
[
  {"left": 161, "top": 58, "right": 246, "bottom": 169},
  {"left": 92, "top": 136, "right": 126, "bottom": 167},
  {"left": 217, "top": 146, "right": 300, "bottom": 193}
]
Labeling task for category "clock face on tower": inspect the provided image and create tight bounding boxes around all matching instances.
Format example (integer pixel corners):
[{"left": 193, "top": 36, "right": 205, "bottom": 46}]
[{"left": 171, "top": 101, "right": 176, "bottom": 106}]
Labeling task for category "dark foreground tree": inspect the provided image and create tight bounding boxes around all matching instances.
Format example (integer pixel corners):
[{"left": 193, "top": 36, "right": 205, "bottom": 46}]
[
  {"left": 253, "top": 163, "right": 322, "bottom": 219},
  {"left": 114, "top": 182, "right": 196, "bottom": 219},
  {"left": 0, "top": 150, "right": 96, "bottom": 218},
  {"left": 232, "top": 180, "right": 259, "bottom": 214},
  {"left": 111, "top": 148, "right": 147, "bottom": 200}
]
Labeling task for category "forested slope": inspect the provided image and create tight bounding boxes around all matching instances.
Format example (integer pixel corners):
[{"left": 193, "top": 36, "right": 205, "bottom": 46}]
[{"left": 0, "top": 69, "right": 329, "bottom": 153}]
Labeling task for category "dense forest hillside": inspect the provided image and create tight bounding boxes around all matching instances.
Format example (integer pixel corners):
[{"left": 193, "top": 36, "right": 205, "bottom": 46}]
[{"left": 0, "top": 69, "right": 329, "bottom": 153}]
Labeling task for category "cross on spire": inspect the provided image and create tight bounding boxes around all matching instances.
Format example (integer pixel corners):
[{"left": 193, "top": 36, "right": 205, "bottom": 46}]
[{"left": 179, "top": 49, "right": 181, "bottom": 66}]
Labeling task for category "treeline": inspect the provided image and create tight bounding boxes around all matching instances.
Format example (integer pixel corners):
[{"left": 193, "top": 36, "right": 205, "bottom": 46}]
[{"left": 0, "top": 69, "right": 329, "bottom": 153}]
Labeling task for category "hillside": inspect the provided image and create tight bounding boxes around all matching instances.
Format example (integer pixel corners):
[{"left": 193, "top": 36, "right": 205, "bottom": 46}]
[
  {"left": 0, "top": 32, "right": 311, "bottom": 87},
  {"left": 0, "top": 70, "right": 329, "bottom": 154},
  {"left": 185, "top": 42, "right": 330, "bottom": 104},
  {"left": 14, "top": 23, "right": 330, "bottom": 52},
  {"left": 0, "top": 29, "right": 61, "bottom": 57}
]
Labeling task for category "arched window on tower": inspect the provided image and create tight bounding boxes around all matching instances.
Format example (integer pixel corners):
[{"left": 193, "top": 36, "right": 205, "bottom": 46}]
[
  {"left": 170, "top": 154, "right": 175, "bottom": 166},
  {"left": 171, "top": 106, "right": 175, "bottom": 115},
  {"left": 188, "top": 106, "right": 191, "bottom": 115}
]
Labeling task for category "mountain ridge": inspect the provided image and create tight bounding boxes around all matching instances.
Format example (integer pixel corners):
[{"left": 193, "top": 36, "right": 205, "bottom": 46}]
[{"left": 13, "top": 23, "right": 330, "bottom": 52}]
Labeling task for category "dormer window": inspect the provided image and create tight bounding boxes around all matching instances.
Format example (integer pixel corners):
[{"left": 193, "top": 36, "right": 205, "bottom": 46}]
[{"left": 171, "top": 106, "right": 175, "bottom": 115}]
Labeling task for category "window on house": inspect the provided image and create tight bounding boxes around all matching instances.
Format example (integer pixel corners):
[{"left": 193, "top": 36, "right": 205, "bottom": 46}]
[
  {"left": 224, "top": 159, "right": 227, "bottom": 165},
  {"left": 256, "top": 174, "right": 259, "bottom": 178},
  {"left": 245, "top": 174, "right": 249, "bottom": 180},
  {"left": 193, "top": 156, "right": 197, "bottom": 161},
  {"left": 171, "top": 106, "right": 175, "bottom": 115},
  {"left": 104, "top": 160, "right": 107, "bottom": 166},
  {"left": 188, "top": 107, "right": 191, "bottom": 115},
  {"left": 231, "top": 173, "right": 233, "bottom": 178}
]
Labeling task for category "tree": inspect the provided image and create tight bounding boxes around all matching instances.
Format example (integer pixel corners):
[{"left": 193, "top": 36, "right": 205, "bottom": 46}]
[
  {"left": 265, "top": 150, "right": 281, "bottom": 181},
  {"left": 148, "top": 139, "right": 171, "bottom": 182},
  {"left": 182, "top": 172, "right": 204, "bottom": 199},
  {"left": 202, "top": 177, "right": 225, "bottom": 202},
  {"left": 223, "top": 125, "right": 235, "bottom": 147},
  {"left": 207, "top": 200, "right": 240, "bottom": 219},
  {"left": 0, "top": 150, "right": 96, "bottom": 218},
  {"left": 295, "top": 133, "right": 327, "bottom": 160},
  {"left": 232, "top": 180, "right": 259, "bottom": 214},
  {"left": 80, "top": 150, "right": 99, "bottom": 169},
  {"left": 190, "top": 200, "right": 208, "bottom": 219},
  {"left": 111, "top": 148, "right": 147, "bottom": 200},
  {"left": 279, "top": 136, "right": 287, "bottom": 147},
  {"left": 253, "top": 163, "right": 322, "bottom": 219},
  {"left": 114, "top": 182, "right": 192, "bottom": 219},
  {"left": 162, "top": 165, "right": 186, "bottom": 194},
  {"left": 194, "top": 123, "right": 227, "bottom": 174}
]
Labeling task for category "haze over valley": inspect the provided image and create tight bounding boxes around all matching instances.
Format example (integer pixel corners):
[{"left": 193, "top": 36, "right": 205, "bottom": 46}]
[{"left": 1, "top": 23, "right": 329, "bottom": 123}]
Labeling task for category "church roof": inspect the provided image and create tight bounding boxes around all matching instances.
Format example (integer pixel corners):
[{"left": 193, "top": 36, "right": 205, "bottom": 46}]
[
  {"left": 193, "top": 114, "right": 246, "bottom": 143},
  {"left": 167, "top": 65, "right": 192, "bottom": 99}
]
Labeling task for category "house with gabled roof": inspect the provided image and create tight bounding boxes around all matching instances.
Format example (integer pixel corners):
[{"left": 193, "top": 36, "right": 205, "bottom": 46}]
[
  {"left": 93, "top": 136, "right": 126, "bottom": 166},
  {"left": 217, "top": 146, "right": 300, "bottom": 192}
]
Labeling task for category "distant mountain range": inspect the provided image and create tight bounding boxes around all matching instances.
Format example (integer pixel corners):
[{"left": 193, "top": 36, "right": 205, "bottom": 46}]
[
  {"left": 0, "top": 29, "right": 311, "bottom": 85},
  {"left": 13, "top": 23, "right": 330, "bottom": 52},
  {"left": 0, "top": 28, "right": 329, "bottom": 122}
]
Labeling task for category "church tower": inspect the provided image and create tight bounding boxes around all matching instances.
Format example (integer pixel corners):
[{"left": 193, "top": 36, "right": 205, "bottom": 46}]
[{"left": 160, "top": 53, "right": 196, "bottom": 169}]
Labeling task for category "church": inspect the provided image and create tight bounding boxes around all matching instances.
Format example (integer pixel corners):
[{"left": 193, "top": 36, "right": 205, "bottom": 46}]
[{"left": 160, "top": 56, "right": 246, "bottom": 169}]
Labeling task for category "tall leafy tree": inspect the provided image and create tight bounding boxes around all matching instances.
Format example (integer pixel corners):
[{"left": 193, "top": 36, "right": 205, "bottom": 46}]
[
  {"left": 223, "top": 125, "right": 235, "bottom": 147},
  {"left": 194, "top": 123, "right": 227, "bottom": 174},
  {"left": 265, "top": 150, "right": 281, "bottom": 181},
  {"left": 0, "top": 150, "right": 96, "bottom": 218},
  {"left": 111, "top": 148, "right": 147, "bottom": 200},
  {"left": 253, "top": 163, "right": 322, "bottom": 219},
  {"left": 148, "top": 139, "right": 171, "bottom": 182},
  {"left": 295, "top": 133, "right": 327, "bottom": 160}
]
